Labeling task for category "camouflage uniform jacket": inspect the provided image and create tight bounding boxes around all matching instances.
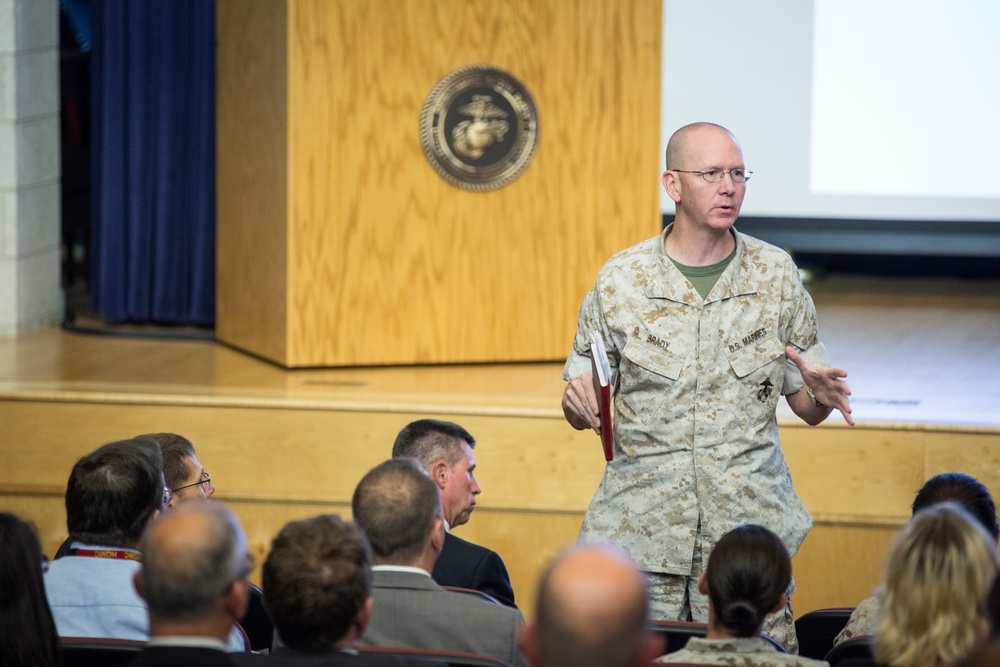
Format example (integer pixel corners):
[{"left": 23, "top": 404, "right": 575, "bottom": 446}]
[
  {"left": 563, "top": 225, "right": 826, "bottom": 574},
  {"left": 655, "top": 636, "right": 830, "bottom": 666},
  {"left": 832, "top": 595, "right": 878, "bottom": 645}
]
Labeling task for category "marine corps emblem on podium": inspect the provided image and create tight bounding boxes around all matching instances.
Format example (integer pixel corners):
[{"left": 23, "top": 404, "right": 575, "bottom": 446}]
[{"left": 420, "top": 65, "right": 540, "bottom": 192}]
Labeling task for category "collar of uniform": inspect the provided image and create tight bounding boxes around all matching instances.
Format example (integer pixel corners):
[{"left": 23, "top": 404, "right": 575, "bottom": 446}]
[{"left": 646, "top": 224, "right": 757, "bottom": 303}]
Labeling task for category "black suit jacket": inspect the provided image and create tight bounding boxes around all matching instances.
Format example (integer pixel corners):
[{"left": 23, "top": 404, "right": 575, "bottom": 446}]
[
  {"left": 125, "top": 646, "right": 272, "bottom": 666},
  {"left": 272, "top": 646, "right": 424, "bottom": 666},
  {"left": 431, "top": 532, "right": 516, "bottom": 608}
]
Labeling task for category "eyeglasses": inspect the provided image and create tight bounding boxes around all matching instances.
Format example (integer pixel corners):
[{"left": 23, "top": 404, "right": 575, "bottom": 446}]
[
  {"left": 171, "top": 471, "right": 211, "bottom": 494},
  {"left": 163, "top": 486, "right": 174, "bottom": 506},
  {"left": 673, "top": 168, "right": 752, "bottom": 183}
]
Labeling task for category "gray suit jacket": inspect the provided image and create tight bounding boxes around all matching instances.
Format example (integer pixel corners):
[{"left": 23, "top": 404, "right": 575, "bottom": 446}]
[{"left": 361, "top": 569, "right": 526, "bottom": 667}]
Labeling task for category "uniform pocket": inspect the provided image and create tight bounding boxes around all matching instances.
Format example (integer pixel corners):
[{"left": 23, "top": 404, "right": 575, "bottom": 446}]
[
  {"left": 619, "top": 338, "right": 685, "bottom": 427},
  {"left": 726, "top": 335, "right": 785, "bottom": 427}
]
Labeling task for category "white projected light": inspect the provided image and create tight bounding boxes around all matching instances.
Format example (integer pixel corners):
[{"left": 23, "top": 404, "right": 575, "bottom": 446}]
[
  {"left": 810, "top": 0, "right": 1000, "bottom": 199},
  {"left": 661, "top": 0, "right": 1000, "bottom": 225}
]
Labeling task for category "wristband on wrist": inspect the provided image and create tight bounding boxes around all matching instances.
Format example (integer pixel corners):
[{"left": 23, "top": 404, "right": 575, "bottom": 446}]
[{"left": 806, "top": 387, "right": 825, "bottom": 408}]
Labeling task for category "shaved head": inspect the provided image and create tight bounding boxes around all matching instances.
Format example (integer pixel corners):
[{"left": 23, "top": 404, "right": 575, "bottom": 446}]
[
  {"left": 526, "top": 545, "right": 656, "bottom": 667},
  {"left": 664, "top": 122, "right": 740, "bottom": 170}
]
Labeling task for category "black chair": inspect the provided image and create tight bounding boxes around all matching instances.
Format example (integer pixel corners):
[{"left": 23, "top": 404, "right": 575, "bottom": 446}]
[
  {"left": 824, "top": 635, "right": 875, "bottom": 667},
  {"left": 359, "top": 645, "right": 515, "bottom": 666},
  {"left": 59, "top": 637, "right": 145, "bottom": 667},
  {"left": 795, "top": 607, "right": 854, "bottom": 660},
  {"left": 648, "top": 620, "right": 708, "bottom": 654},
  {"left": 649, "top": 620, "right": 788, "bottom": 656},
  {"left": 240, "top": 581, "right": 274, "bottom": 652}
]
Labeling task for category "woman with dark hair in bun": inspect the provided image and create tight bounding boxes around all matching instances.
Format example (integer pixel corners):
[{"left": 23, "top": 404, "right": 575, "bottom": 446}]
[{"left": 655, "top": 525, "right": 827, "bottom": 666}]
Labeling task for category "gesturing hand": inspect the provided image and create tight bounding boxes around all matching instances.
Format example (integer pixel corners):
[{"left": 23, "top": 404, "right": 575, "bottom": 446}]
[{"left": 785, "top": 346, "right": 854, "bottom": 426}]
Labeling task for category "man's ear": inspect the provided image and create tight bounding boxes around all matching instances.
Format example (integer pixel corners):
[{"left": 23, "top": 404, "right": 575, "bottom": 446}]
[
  {"left": 429, "top": 518, "right": 445, "bottom": 555},
  {"left": 697, "top": 571, "right": 709, "bottom": 596},
  {"left": 662, "top": 170, "right": 682, "bottom": 203},
  {"left": 430, "top": 459, "right": 450, "bottom": 490},
  {"left": 133, "top": 569, "right": 145, "bottom": 600},
  {"left": 353, "top": 596, "right": 374, "bottom": 637},
  {"left": 642, "top": 631, "right": 666, "bottom": 664},
  {"left": 770, "top": 593, "right": 787, "bottom": 615},
  {"left": 224, "top": 578, "right": 250, "bottom": 622},
  {"left": 518, "top": 623, "right": 542, "bottom": 667}
]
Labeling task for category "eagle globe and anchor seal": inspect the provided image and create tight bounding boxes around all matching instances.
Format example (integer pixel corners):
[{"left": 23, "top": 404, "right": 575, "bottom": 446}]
[{"left": 420, "top": 65, "right": 539, "bottom": 192}]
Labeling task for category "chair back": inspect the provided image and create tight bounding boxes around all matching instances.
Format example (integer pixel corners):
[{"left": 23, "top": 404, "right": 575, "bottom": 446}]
[
  {"left": 441, "top": 585, "right": 503, "bottom": 605},
  {"left": 359, "top": 645, "right": 515, "bottom": 666},
  {"left": 648, "top": 619, "right": 708, "bottom": 654},
  {"left": 795, "top": 607, "right": 855, "bottom": 660},
  {"left": 240, "top": 581, "right": 274, "bottom": 652},
  {"left": 59, "top": 637, "right": 145, "bottom": 667},
  {"left": 825, "top": 635, "right": 875, "bottom": 667}
]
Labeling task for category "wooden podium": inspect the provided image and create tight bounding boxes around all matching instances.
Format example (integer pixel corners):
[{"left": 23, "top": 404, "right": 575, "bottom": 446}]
[{"left": 216, "top": 0, "right": 662, "bottom": 367}]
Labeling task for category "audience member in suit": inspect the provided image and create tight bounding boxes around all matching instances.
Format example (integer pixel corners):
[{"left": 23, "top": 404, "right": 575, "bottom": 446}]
[
  {"left": 53, "top": 432, "right": 216, "bottom": 558},
  {"left": 263, "top": 513, "right": 420, "bottom": 665},
  {"left": 871, "top": 502, "right": 997, "bottom": 667},
  {"left": 128, "top": 501, "right": 266, "bottom": 666},
  {"left": 0, "top": 513, "right": 59, "bottom": 667},
  {"left": 834, "top": 472, "right": 1000, "bottom": 645},
  {"left": 42, "top": 438, "right": 246, "bottom": 650},
  {"left": 519, "top": 544, "right": 662, "bottom": 667},
  {"left": 352, "top": 458, "right": 528, "bottom": 666},
  {"left": 655, "top": 525, "right": 828, "bottom": 667},
  {"left": 391, "top": 419, "right": 516, "bottom": 607}
]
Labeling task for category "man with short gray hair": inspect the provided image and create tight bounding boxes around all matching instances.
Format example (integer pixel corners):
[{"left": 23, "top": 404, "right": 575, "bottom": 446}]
[{"left": 392, "top": 419, "right": 515, "bottom": 607}]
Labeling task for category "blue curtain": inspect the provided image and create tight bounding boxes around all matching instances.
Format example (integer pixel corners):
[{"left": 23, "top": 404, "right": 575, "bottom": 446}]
[{"left": 91, "top": 0, "right": 215, "bottom": 326}]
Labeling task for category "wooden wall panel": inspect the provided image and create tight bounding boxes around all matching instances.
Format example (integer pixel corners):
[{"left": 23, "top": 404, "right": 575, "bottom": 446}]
[
  {"left": 217, "top": 0, "right": 662, "bottom": 367},
  {"left": 216, "top": 0, "right": 289, "bottom": 362}
]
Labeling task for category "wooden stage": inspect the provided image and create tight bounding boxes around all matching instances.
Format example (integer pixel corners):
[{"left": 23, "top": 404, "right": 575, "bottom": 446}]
[{"left": 1, "top": 275, "right": 999, "bottom": 620}]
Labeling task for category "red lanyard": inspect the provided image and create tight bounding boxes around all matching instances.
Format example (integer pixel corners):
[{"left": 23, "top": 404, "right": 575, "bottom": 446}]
[{"left": 68, "top": 548, "right": 142, "bottom": 562}]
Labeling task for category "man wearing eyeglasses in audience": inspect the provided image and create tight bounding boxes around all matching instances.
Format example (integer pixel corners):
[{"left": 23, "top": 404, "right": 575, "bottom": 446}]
[
  {"left": 560, "top": 122, "right": 855, "bottom": 653},
  {"left": 141, "top": 432, "right": 217, "bottom": 507},
  {"left": 44, "top": 438, "right": 248, "bottom": 652},
  {"left": 52, "top": 432, "right": 215, "bottom": 561}
]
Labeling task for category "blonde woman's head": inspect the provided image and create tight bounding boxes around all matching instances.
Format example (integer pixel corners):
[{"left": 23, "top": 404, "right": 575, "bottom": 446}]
[{"left": 875, "top": 502, "right": 1000, "bottom": 667}]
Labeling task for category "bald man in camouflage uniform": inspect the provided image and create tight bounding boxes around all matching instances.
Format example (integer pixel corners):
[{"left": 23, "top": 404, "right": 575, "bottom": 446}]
[{"left": 561, "top": 122, "right": 855, "bottom": 653}]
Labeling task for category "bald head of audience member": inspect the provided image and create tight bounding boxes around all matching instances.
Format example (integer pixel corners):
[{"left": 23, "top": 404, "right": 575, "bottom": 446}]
[
  {"left": 520, "top": 545, "right": 661, "bottom": 667},
  {"left": 263, "top": 515, "right": 374, "bottom": 654},
  {"left": 134, "top": 501, "right": 252, "bottom": 642},
  {"left": 351, "top": 458, "right": 445, "bottom": 572}
]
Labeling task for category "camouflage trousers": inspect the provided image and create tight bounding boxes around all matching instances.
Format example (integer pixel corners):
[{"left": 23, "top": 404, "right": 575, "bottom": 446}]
[{"left": 644, "top": 532, "right": 799, "bottom": 654}]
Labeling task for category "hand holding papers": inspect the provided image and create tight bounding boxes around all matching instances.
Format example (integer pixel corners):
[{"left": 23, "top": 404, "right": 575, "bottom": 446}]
[{"left": 589, "top": 332, "right": 614, "bottom": 462}]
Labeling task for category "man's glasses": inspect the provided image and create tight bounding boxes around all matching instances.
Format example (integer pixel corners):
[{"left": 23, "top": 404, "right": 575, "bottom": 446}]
[
  {"left": 672, "top": 168, "right": 752, "bottom": 183},
  {"left": 171, "top": 471, "right": 211, "bottom": 494},
  {"left": 163, "top": 486, "right": 174, "bottom": 506}
]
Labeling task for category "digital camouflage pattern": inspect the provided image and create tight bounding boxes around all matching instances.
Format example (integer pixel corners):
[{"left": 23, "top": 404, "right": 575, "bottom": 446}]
[
  {"left": 833, "top": 595, "right": 878, "bottom": 645},
  {"left": 564, "top": 225, "right": 827, "bottom": 574},
  {"left": 655, "top": 636, "right": 830, "bottom": 666}
]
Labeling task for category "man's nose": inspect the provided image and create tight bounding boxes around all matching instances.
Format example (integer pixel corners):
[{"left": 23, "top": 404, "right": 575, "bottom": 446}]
[
  {"left": 472, "top": 476, "right": 482, "bottom": 495},
  {"left": 719, "top": 172, "right": 738, "bottom": 192}
]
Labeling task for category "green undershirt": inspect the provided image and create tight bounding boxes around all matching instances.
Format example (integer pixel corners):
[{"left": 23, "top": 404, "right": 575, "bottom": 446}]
[{"left": 670, "top": 245, "right": 737, "bottom": 300}]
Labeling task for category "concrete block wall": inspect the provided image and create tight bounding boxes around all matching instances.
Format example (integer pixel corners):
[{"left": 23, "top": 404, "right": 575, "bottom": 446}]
[{"left": 0, "top": 0, "right": 63, "bottom": 337}]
